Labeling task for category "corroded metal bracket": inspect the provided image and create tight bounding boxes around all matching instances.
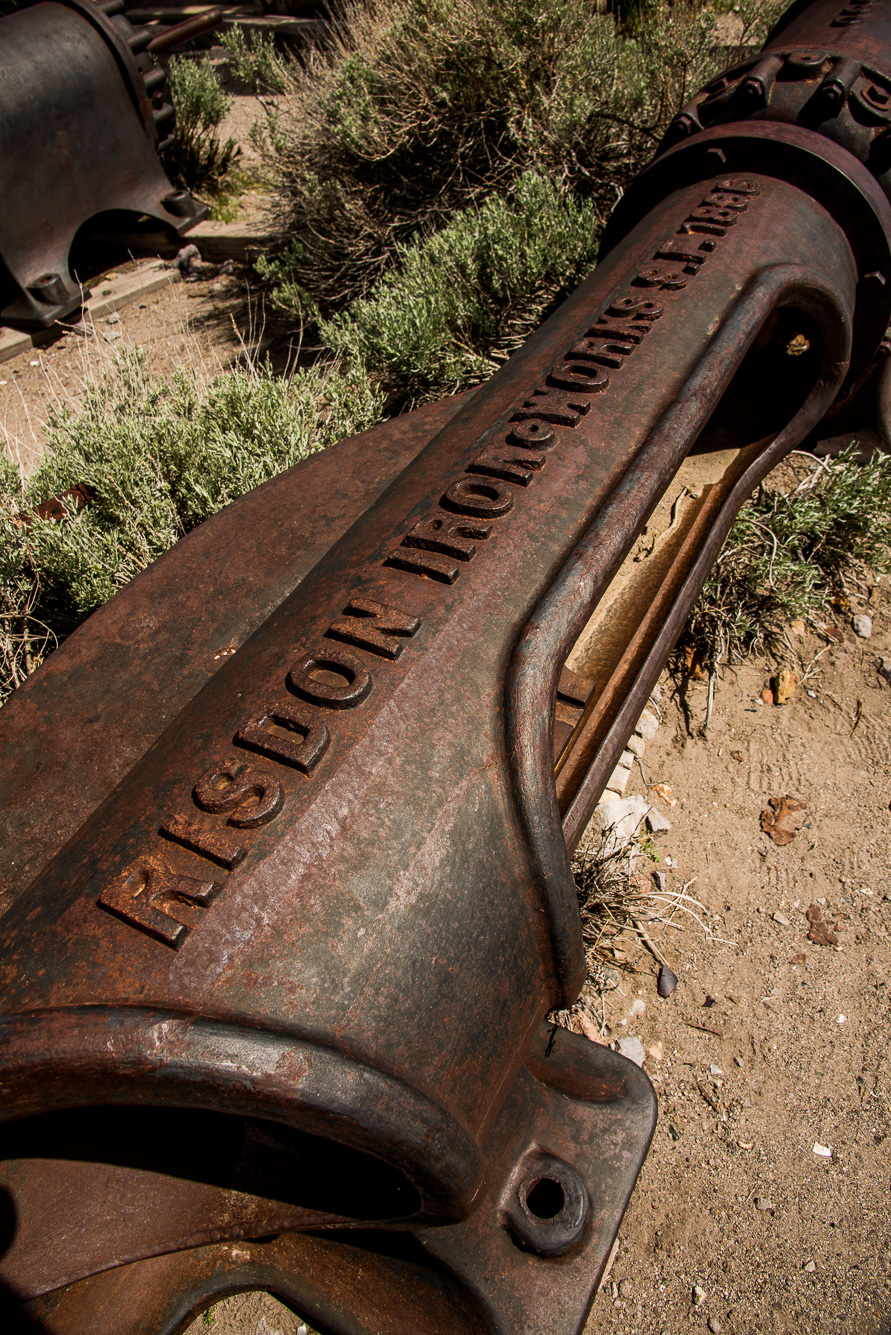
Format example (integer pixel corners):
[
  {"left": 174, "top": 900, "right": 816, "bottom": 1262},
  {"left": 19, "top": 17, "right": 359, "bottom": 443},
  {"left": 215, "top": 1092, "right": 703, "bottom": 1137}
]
[
  {"left": 0, "top": 1, "right": 890, "bottom": 1330},
  {"left": 5, "top": 1027, "right": 655, "bottom": 1335},
  {"left": 0, "top": 0, "right": 204, "bottom": 330}
]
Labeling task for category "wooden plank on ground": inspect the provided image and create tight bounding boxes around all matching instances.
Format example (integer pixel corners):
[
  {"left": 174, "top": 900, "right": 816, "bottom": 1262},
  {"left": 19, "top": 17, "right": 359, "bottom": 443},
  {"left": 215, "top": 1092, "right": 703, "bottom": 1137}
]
[{"left": 0, "top": 262, "right": 180, "bottom": 366}]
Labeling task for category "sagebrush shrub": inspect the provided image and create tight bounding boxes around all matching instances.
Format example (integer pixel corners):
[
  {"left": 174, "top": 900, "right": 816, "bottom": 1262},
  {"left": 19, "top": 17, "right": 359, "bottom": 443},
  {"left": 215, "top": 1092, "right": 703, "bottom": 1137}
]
[
  {"left": 259, "top": 0, "right": 784, "bottom": 323},
  {"left": 685, "top": 451, "right": 891, "bottom": 665},
  {"left": 163, "top": 56, "right": 241, "bottom": 196},
  {"left": 0, "top": 354, "right": 383, "bottom": 702},
  {"left": 220, "top": 27, "right": 292, "bottom": 94},
  {"left": 320, "top": 172, "right": 601, "bottom": 405}
]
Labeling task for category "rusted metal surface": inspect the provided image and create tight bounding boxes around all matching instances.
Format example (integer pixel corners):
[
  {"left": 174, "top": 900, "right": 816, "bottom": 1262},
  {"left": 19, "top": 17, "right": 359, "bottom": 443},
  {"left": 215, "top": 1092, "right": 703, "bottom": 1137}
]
[
  {"left": 6, "top": 1027, "right": 655, "bottom": 1334},
  {"left": 0, "top": 394, "right": 470, "bottom": 916},
  {"left": 146, "top": 7, "right": 223, "bottom": 53},
  {"left": 1, "top": 1, "right": 891, "bottom": 1329},
  {"left": 0, "top": 0, "right": 203, "bottom": 330}
]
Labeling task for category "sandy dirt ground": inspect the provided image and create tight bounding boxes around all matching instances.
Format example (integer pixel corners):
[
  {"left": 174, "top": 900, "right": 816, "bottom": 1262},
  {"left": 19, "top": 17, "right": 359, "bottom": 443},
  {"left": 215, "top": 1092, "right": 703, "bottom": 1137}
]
[
  {"left": 0, "top": 254, "right": 268, "bottom": 477},
  {"left": 584, "top": 601, "right": 891, "bottom": 1335}
]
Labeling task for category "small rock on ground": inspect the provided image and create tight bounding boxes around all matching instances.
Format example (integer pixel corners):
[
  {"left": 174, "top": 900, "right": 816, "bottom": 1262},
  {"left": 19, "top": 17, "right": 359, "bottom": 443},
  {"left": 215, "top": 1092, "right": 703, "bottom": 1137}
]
[
  {"left": 636, "top": 709, "right": 660, "bottom": 740},
  {"left": 616, "top": 1035, "right": 646, "bottom": 1067},
  {"left": 595, "top": 794, "right": 651, "bottom": 849},
  {"left": 645, "top": 806, "right": 671, "bottom": 834},
  {"left": 657, "top": 965, "right": 678, "bottom": 998},
  {"left": 853, "top": 612, "right": 873, "bottom": 638}
]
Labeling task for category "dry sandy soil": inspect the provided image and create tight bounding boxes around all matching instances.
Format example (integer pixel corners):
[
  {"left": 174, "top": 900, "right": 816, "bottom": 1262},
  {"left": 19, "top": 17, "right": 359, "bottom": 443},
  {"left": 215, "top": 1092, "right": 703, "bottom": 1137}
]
[
  {"left": 584, "top": 606, "right": 891, "bottom": 1335},
  {"left": 3, "top": 124, "right": 890, "bottom": 1335}
]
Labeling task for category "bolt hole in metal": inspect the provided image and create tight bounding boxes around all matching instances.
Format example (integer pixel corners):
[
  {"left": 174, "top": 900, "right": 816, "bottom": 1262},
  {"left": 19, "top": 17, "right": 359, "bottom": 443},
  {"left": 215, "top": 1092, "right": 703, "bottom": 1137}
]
[
  {"left": 524, "top": 1175, "right": 565, "bottom": 1219},
  {"left": 505, "top": 1153, "right": 590, "bottom": 1257}
]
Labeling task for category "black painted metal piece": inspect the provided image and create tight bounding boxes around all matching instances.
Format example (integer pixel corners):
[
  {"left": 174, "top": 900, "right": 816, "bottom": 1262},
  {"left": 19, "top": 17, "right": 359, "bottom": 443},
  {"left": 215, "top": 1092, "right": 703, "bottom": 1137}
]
[
  {"left": 0, "top": 1, "right": 889, "bottom": 1330},
  {"left": 0, "top": 0, "right": 204, "bottom": 330}
]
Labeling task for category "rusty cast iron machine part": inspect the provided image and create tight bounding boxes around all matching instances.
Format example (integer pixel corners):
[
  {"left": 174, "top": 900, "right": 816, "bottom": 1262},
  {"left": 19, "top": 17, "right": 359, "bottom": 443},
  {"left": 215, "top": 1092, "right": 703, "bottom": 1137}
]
[
  {"left": 0, "top": 0, "right": 207, "bottom": 330},
  {"left": 0, "top": 0, "right": 890, "bottom": 1329}
]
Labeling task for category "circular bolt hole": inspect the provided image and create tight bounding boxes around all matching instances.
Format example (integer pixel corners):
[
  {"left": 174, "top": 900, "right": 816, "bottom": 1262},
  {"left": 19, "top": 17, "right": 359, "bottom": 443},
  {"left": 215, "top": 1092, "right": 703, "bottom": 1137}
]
[{"left": 524, "top": 1176, "right": 565, "bottom": 1220}]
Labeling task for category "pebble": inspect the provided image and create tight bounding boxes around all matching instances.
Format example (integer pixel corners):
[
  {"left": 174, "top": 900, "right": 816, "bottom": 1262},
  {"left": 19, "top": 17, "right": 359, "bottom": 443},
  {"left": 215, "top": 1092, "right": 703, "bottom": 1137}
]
[
  {"left": 652, "top": 870, "right": 667, "bottom": 892},
  {"left": 692, "top": 1285, "right": 706, "bottom": 1306},
  {"left": 619, "top": 1279, "right": 633, "bottom": 1299},
  {"left": 102, "top": 327, "right": 122, "bottom": 342},
  {"left": 709, "top": 1063, "right": 722, "bottom": 1075},
  {"left": 605, "top": 761, "right": 632, "bottom": 794},
  {"left": 708, "top": 1319, "right": 722, "bottom": 1334},
  {"left": 595, "top": 794, "right": 652, "bottom": 849},
  {"left": 174, "top": 242, "right": 201, "bottom": 274},
  {"left": 657, "top": 965, "right": 678, "bottom": 998},
  {"left": 813, "top": 1142, "right": 832, "bottom": 1157},
  {"left": 760, "top": 687, "right": 774, "bottom": 705},
  {"left": 616, "top": 1035, "right": 646, "bottom": 1066},
  {"left": 755, "top": 1196, "right": 773, "bottom": 1211},
  {"left": 772, "top": 911, "right": 791, "bottom": 926},
  {"left": 803, "top": 1259, "right": 816, "bottom": 1273},
  {"left": 852, "top": 613, "right": 873, "bottom": 639},
  {"left": 878, "top": 656, "right": 891, "bottom": 686},
  {"left": 636, "top": 709, "right": 660, "bottom": 740},
  {"left": 105, "top": 312, "right": 120, "bottom": 324},
  {"left": 646, "top": 806, "right": 671, "bottom": 834}
]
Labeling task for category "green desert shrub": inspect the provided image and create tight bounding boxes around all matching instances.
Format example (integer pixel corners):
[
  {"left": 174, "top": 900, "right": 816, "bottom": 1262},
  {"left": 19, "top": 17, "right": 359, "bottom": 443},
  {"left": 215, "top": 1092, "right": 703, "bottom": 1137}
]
[
  {"left": 319, "top": 172, "right": 601, "bottom": 405},
  {"left": 220, "top": 27, "right": 292, "bottom": 94},
  {"left": 685, "top": 450, "right": 891, "bottom": 666},
  {"left": 0, "top": 352, "right": 383, "bottom": 703},
  {"left": 163, "top": 56, "right": 241, "bottom": 197},
  {"left": 259, "top": 0, "right": 782, "bottom": 324}
]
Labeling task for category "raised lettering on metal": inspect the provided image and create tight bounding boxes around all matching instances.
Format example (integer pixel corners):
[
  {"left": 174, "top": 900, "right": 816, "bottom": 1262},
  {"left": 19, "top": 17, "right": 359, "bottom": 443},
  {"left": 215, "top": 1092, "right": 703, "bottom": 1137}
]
[
  {"left": 98, "top": 859, "right": 222, "bottom": 947},
  {"left": 442, "top": 478, "right": 515, "bottom": 518},
  {"left": 236, "top": 701, "right": 330, "bottom": 771},
  {"left": 193, "top": 760, "right": 284, "bottom": 828},
  {"left": 326, "top": 598, "right": 421, "bottom": 661},
  {"left": 288, "top": 649, "right": 373, "bottom": 710},
  {"left": 159, "top": 814, "right": 247, "bottom": 869}
]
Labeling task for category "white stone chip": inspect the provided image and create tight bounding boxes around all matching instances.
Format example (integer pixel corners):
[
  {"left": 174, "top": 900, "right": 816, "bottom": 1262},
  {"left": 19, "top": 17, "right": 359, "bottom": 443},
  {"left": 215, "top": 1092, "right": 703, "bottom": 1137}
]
[{"left": 636, "top": 709, "right": 660, "bottom": 740}]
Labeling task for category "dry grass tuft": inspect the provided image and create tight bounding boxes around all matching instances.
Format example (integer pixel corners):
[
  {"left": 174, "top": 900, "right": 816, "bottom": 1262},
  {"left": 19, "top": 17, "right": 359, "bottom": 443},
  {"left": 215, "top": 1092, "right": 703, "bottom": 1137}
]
[{"left": 553, "top": 826, "right": 729, "bottom": 1038}]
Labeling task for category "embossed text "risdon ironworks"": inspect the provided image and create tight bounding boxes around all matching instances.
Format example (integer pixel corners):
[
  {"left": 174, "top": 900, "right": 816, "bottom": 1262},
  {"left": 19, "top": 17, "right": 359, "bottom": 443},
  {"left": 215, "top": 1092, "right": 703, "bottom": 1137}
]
[{"left": 98, "top": 176, "right": 761, "bottom": 946}]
